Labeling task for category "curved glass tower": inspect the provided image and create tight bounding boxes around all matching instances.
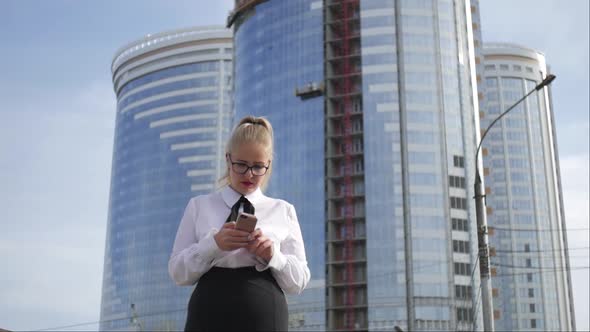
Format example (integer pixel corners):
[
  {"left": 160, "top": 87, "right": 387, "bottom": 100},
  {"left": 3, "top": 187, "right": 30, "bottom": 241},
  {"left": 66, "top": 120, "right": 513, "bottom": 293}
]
[
  {"left": 481, "top": 42, "right": 575, "bottom": 331},
  {"left": 100, "top": 26, "right": 232, "bottom": 331},
  {"left": 356, "top": 1, "right": 481, "bottom": 330},
  {"left": 230, "top": 1, "right": 326, "bottom": 330},
  {"left": 230, "top": 1, "right": 482, "bottom": 331}
]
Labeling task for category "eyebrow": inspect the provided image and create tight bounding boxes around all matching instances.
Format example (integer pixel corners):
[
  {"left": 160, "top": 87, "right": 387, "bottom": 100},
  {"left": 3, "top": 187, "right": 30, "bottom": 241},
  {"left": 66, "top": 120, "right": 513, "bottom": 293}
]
[
  {"left": 236, "top": 159, "right": 266, "bottom": 165},
  {"left": 235, "top": 159, "right": 266, "bottom": 167}
]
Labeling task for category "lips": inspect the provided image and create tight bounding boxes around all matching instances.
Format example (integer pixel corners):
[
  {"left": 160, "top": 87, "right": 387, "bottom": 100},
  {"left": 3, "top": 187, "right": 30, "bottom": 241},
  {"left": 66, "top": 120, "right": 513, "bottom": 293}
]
[{"left": 241, "top": 181, "right": 254, "bottom": 187}]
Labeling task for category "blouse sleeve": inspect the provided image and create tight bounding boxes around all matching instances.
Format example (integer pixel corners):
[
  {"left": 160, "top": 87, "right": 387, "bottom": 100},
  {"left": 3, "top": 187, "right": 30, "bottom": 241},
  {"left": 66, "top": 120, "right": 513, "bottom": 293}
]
[
  {"left": 257, "top": 203, "right": 311, "bottom": 294},
  {"left": 168, "top": 197, "right": 223, "bottom": 286}
]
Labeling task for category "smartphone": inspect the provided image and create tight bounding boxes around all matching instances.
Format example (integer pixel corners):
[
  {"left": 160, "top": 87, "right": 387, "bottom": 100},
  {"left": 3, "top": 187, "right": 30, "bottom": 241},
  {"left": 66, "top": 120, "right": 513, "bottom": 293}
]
[{"left": 235, "top": 211, "right": 258, "bottom": 232}]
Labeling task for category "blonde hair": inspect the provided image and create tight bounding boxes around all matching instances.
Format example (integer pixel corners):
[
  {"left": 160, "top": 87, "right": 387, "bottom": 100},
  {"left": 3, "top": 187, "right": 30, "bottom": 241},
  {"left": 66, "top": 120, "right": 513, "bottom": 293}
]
[{"left": 218, "top": 115, "right": 274, "bottom": 191}]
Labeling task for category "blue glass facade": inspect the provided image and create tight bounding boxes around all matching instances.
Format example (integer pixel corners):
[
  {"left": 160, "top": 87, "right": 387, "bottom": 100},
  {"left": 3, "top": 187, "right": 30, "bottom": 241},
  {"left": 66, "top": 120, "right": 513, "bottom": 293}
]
[
  {"left": 482, "top": 44, "right": 575, "bottom": 331},
  {"left": 100, "top": 28, "right": 232, "bottom": 331},
  {"left": 232, "top": 1, "right": 326, "bottom": 330},
  {"left": 233, "top": 1, "right": 482, "bottom": 331},
  {"left": 360, "top": 1, "right": 480, "bottom": 330}
]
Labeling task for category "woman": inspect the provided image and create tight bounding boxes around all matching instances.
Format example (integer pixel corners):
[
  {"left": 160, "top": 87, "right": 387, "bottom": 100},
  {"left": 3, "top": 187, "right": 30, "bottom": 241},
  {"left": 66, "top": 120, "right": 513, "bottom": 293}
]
[{"left": 168, "top": 115, "right": 310, "bottom": 331}]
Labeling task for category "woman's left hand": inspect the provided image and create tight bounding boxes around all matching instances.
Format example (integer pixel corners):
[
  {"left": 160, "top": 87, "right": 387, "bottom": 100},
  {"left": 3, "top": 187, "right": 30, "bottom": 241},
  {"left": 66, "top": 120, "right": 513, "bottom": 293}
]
[{"left": 247, "top": 229, "right": 274, "bottom": 262}]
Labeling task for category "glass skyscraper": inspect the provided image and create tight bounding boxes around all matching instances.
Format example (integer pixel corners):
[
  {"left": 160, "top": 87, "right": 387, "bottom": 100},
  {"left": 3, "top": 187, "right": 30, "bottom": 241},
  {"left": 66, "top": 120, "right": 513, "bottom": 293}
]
[
  {"left": 100, "top": 26, "right": 232, "bottom": 331},
  {"left": 481, "top": 42, "right": 575, "bottom": 331},
  {"left": 230, "top": 1, "right": 327, "bottom": 330},
  {"left": 229, "top": 1, "right": 483, "bottom": 330}
]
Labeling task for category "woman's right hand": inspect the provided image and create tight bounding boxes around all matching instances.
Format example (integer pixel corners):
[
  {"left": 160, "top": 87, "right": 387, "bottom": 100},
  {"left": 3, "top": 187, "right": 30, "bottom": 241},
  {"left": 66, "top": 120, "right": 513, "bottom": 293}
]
[{"left": 214, "top": 222, "right": 251, "bottom": 251}]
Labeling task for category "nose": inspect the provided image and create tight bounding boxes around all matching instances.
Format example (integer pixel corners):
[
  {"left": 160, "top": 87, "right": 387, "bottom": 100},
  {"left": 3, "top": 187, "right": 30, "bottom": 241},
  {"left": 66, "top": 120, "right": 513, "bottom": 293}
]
[{"left": 244, "top": 168, "right": 254, "bottom": 178}]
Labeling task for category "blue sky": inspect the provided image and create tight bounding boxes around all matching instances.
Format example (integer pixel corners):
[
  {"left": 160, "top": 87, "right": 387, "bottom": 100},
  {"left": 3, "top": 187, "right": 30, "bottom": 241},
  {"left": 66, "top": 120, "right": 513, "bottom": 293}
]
[{"left": 0, "top": 1, "right": 587, "bottom": 331}]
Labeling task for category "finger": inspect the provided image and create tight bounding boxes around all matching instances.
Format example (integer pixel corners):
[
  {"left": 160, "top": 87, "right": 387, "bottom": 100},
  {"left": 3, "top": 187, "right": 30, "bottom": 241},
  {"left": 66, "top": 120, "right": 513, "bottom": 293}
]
[
  {"left": 226, "top": 243, "right": 247, "bottom": 250},
  {"left": 251, "top": 229, "right": 263, "bottom": 238},
  {"left": 228, "top": 229, "right": 251, "bottom": 237},
  {"left": 247, "top": 237, "right": 265, "bottom": 253},
  {"left": 248, "top": 236, "right": 267, "bottom": 249},
  {"left": 226, "top": 236, "right": 251, "bottom": 246},
  {"left": 246, "top": 242, "right": 257, "bottom": 253},
  {"left": 255, "top": 239, "right": 273, "bottom": 257},
  {"left": 227, "top": 236, "right": 250, "bottom": 244},
  {"left": 221, "top": 230, "right": 249, "bottom": 240},
  {"left": 248, "top": 229, "right": 261, "bottom": 241},
  {"left": 255, "top": 242, "right": 271, "bottom": 257},
  {"left": 223, "top": 222, "right": 236, "bottom": 229},
  {"left": 254, "top": 235, "right": 268, "bottom": 243}
]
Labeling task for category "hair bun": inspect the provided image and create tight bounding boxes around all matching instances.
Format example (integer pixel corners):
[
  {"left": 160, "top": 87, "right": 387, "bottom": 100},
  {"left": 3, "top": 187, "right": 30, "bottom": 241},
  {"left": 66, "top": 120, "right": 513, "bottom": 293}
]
[{"left": 241, "top": 117, "right": 264, "bottom": 127}]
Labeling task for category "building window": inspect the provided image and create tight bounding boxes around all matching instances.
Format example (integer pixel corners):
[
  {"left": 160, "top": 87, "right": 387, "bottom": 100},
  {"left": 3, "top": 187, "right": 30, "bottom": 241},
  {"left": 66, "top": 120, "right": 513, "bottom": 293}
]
[
  {"left": 354, "top": 159, "right": 364, "bottom": 173},
  {"left": 341, "top": 143, "right": 348, "bottom": 154},
  {"left": 484, "top": 64, "right": 496, "bottom": 70},
  {"left": 513, "top": 65, "right": 522, "bottom": 71},
  {"left": 456, "top": 307, "right": 473, "bottom": 322},
  {"left": 485, "top": 77, "right": 498, "bottom": 88},
  {"left": 453, "top": 240, "right": 470, "bottom": 254},
  {"left": 526, "top": 66, "right": 534, "bottom": 73},
  {"left": 531, "top": 319, "right": 537, "bottom": 328},
  {"left": 353, "top": 100, "right": 362, "bottom": 113},
  {"left": 454, "top": 262, "right": 471, "bottom": 276},
  {"left": 450, "top": 196, "right": 467, "bottom": 210},
  {"left": 449, "top": 175, "right": 466, "bottom": 188},
  {"left": 353, "top": 138, "right": 363, "bottom": 153},
  {"left": 353, "top": 119, "right": 363, "bottom": 132},
  {"left": 455, "top": 285, "right": 472, "bottom": 299},
  {"left": 500, "top": 64, "right": 509, "bottom": 70},
  {"left": 452, "top": 218, "right": 469, "bottom": 231},
  {"left": 339, "top": 225, "right": 347, "bottom": 239},
  {"left": 528, "top": 288, "right": 534, "bottom": 298},
  {"left": 530, "top": 303, "right": 536, "bottom": 313},
  {"left": 527, "top": 273, "right": 533, "bottom": 282},
  {"left": 453, "top": 155, "right": 465, "bottom": 168}
]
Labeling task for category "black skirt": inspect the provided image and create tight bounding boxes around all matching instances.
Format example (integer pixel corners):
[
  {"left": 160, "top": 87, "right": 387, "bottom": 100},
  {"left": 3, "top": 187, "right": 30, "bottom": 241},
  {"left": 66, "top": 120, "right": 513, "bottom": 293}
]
[{"left": 185, "top": 266, "right": 288, "bottom": 331}]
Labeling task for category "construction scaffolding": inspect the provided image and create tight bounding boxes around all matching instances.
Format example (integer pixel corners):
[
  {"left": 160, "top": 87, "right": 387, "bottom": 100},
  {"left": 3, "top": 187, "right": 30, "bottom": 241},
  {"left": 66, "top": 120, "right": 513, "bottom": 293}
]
[{"left": 324, "top": 0, "right": 368, "bottom": 330}]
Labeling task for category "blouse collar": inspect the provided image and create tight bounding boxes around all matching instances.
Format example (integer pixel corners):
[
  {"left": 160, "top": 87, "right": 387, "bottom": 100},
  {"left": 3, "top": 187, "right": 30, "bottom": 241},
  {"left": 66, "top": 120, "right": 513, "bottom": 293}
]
[{"left": 220, "top": 185, "right": 265, "bottom": 208}]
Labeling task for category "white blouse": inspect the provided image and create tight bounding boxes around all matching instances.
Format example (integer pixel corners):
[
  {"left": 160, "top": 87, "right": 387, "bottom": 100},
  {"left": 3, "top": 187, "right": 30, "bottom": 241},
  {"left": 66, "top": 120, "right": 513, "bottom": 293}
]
[{"left": 168, "top": 185, "right": 311, "bottom": 295}]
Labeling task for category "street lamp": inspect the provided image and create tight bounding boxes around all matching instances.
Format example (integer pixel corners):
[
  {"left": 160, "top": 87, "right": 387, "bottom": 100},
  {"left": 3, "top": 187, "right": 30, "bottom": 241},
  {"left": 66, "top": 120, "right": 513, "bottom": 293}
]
[{"left": 473, "top": 74, "right": 556, "bottom": 332}]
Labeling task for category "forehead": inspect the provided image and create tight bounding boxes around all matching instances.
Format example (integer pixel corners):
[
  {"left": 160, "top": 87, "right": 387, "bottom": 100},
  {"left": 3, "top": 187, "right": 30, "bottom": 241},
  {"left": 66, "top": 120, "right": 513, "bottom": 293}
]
[{"left": 231, "top": 142, "right": 269, "bottom": 162}]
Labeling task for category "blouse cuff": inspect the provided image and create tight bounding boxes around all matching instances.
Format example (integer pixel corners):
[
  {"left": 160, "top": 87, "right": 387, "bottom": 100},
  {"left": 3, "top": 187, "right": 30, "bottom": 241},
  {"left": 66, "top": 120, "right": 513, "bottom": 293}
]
[
  {"left": 255, "top": 242, "right": 287, "bottom": 272},
  {"left": 197, "top": 229, "right": 223, "bottom": 264}
]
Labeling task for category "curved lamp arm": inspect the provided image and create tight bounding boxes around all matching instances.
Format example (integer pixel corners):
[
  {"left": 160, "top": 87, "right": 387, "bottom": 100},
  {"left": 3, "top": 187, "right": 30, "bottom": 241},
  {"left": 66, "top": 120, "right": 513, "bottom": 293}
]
[{"left": 474, "top": 74, "right": 556, "bottom": 177}]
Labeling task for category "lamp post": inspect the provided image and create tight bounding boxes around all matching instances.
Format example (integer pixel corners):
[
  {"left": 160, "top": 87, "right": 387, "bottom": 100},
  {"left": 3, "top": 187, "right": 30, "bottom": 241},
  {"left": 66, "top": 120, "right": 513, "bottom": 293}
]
[{"left": 473, "top": 74, "right": 556, "bottom": 331}]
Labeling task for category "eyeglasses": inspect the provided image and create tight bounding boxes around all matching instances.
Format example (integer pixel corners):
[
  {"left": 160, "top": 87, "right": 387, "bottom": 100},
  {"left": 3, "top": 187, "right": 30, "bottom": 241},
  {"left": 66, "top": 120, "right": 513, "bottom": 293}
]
[{"left": 227, "top": 154, "right": 270, "bottom": 176}]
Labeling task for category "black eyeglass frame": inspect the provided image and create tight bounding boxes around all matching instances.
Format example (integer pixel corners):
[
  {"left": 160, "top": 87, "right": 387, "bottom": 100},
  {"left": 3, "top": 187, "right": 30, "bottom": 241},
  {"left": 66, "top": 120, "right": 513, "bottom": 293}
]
[{"left": 226, "top": 154, "right": 271, "bottom": 176}]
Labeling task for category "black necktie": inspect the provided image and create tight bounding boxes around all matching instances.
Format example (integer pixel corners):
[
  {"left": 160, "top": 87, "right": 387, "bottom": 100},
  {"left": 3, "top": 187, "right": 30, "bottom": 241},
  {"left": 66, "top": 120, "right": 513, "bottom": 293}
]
[{"left": 225, "top": 195, "right": 255, "bottom": 223}]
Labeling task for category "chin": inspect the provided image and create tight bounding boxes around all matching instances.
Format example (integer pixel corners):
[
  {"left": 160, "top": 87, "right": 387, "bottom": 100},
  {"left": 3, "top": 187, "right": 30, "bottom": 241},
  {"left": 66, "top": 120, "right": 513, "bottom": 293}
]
[
  {"left": 233, "top": 183, "right": 257, "bottom": 194},
  {"left": 243, "top": 186, "right": 258, "bottom": 193}
]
